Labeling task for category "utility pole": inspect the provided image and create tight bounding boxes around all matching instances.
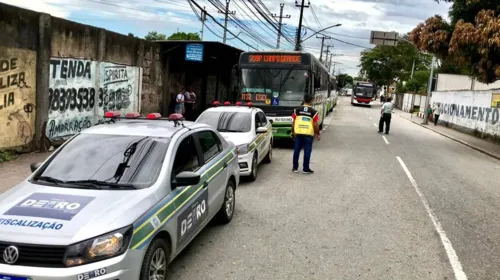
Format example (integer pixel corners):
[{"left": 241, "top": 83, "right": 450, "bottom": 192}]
[
  {"left": 273, "top": 3, "right": 291, "bottom": 49},
  {"left": 410, "top": 58, "right": 415, "bottom": 79},
  {"left": 323, "top": 45, "right": 333, "bottom": 65},
  {"left": 317, "top": 36, "right": 331, "bottom": 62},
  {"left": 200, "top": 7, "right": 207, "bottom": 41},
  {"left": 294, "top": 0, "right": 310, "bottom": 51},
  {"left": 328, "top": 53, "right": 333, "bottom": 72},
  {"left": 423, "top": 55, "right": 436, "bottom": 125},
  {"left": 219, "top": 0, "right": 236, "bottom": 44}
]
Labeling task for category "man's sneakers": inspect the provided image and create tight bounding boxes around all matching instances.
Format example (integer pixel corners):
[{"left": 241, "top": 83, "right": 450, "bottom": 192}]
[{"left": 292, "top": 168, "right": 314, "bottom": 174}]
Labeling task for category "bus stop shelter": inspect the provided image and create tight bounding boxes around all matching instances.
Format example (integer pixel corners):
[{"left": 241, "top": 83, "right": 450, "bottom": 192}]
[{"left": 157, "top": 41, "right": 243, "bottom": 119}]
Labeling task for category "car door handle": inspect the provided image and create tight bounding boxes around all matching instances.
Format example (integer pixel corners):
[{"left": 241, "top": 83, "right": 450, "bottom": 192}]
[
  {"left": 203, "top": 181, "right": 209, "bottom": 188},
  {"left": 223, "top": 161, "right": 227, "bottom": 168}
]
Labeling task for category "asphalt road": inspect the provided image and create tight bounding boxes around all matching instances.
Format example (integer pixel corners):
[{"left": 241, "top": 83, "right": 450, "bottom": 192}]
[{"left": 167, "top": 97, "right": 500, "bottom": 280}]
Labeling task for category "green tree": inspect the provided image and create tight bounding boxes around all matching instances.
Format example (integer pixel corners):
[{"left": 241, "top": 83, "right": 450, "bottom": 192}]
[
  {"left": 405, "top": 70, "right": 431, "bottom": 94},
  {"left": 167, "top": 32, "right": 201, "bottom": 41},
  {"left": 336, "top": 74, "right": 354, "bottom": 88},
  {"left": 410, "top": 0, "right": 500, "bottom": 83},
  {"left": 358, "top": 39, "right": 430, "bottom": 88},
  {"left": 145, "top": 31, "right": 167, "bottom": 41}
]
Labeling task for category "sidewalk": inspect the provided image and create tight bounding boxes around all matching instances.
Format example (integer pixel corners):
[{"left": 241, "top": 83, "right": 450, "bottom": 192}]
[
  {"left": 0, "top": 152, "right": 52, "bottom": 193},
  {"left": 396, "top": 110, "right": 500, "bottom": 160}
]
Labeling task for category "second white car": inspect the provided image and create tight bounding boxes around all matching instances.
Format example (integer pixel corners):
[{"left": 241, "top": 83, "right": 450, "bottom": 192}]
[{"left": 196, "top": 104, "right": 273, "bottom": 181}]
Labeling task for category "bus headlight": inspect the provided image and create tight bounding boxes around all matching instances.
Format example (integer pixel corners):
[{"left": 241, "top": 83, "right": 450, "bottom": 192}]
[
  {"left": 63, "top": 226, "right": 132, "bottom": 267},
  {"left": 237, "top": 144, "right": 249, "bottom": 155}
]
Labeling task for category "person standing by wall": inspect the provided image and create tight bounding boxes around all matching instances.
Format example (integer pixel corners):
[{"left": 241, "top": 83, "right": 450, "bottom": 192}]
[
  {"left": 291, "top": 94, "right": 321, "bottom": 174},
  {"left": 378, "top": 96, "right": 394, "bottom": 134},
  {"left": 432, "top": 102, "right": 442, "bottom": 126},
  {"left": 175, "top": 87, "right": 185, "bottom": 115},
  {"left": 187, "top": 86, "right": 197, "bottom": 120}
]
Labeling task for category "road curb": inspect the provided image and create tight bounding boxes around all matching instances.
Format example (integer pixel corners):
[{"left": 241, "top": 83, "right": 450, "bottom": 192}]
[{"left": 399, "top": 115, "right": 500, "bottom": 161}]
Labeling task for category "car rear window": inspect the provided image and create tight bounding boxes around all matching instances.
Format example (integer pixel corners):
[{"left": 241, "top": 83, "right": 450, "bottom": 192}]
[
  {"left": 35, "top": 134, "right": 170, "bottom": 189},
  {"left": 197, "top": 111, "right": 252, "bottom": 133}
]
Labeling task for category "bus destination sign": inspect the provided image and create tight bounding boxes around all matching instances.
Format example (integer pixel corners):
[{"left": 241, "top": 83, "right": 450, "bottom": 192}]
[{"left": 247, "top": 54, "right": 302, "bottom": 64}]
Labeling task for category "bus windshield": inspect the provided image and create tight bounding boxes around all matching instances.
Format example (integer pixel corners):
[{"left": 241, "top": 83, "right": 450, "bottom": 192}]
[
  {"left": 354, "top": 85, "right": 376, "bottom": 97},
  {"left": 239, "top": 68, "right": 310, "bottom": 107}
]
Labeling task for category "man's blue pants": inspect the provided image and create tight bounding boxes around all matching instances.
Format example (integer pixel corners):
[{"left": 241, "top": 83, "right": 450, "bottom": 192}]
[{"left": 293, "top": 135, "right": 313, "bottom": 171}]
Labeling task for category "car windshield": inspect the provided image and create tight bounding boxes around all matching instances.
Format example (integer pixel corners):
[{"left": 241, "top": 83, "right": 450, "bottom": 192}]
[
  {"left": 34, "top": 133, "right": 170, "bottom": 189},
  {"left": 197, "top": 111, "right": 252, "bottom": 133},
  {"left": 239, "top": 68, "right": 310, "bottom": 107}
]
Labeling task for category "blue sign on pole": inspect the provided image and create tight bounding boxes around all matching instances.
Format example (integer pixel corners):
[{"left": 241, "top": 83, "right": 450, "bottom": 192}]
[{"left": 185, "top": 43, "right": 204, "bottom": 62}]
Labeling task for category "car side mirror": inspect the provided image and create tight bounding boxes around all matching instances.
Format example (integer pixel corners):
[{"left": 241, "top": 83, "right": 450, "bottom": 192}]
[
  {"left": 256, "top": 127, "right": 268, "bottom": 134},
  {"left": 172, "top": 171, "right": 200, "bottom": 188},
  {"left": 30, "top": 162, "right": 42, "bottom": 173}
]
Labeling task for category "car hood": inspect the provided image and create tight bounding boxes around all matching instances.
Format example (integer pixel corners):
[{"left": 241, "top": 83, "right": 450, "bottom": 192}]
[
  {"left": 220, "top": 132, "right": 252, "bottom": 147},
  {"left": 0, "top": 181, "right": 157, "bottom": 245}
]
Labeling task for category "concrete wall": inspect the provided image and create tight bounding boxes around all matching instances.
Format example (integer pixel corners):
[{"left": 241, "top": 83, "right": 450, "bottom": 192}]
[
  {"left": 47, "top": 58, "right": 142, "bottom": 140},
  {"left": 431, "top": 90, "right": 500, "bottom": 140},
  {"left": 436, "top": 73, "right": 500, "bottom": 91},
  {"left": 0, "top": 3, "right": 163, "bottom": 150},
  {"left": 402, "top": 93, "right": 427, "bottom": 113},
  {"left": 0, "top": 48, "right": 37, "bottom": 149}
]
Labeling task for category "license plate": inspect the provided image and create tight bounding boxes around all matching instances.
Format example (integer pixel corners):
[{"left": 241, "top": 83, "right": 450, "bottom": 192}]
[
  {"left": 0, "top": 275, "right": 29, "bottom": 280},
  {"left": 272, "top": 129, "right": 277, "bottom": 133}
]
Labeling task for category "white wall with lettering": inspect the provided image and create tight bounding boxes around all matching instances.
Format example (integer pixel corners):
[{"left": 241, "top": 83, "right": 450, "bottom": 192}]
[
  {"left": 431, "top": 90, "right": 500, "bottom": 137},
  {"left": 47, "top": 58, "right": 142, "bottom": 140}
]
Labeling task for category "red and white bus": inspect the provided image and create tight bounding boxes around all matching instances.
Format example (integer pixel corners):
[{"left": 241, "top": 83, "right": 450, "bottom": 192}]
[{"left": 351, "top": 82, "right": 377, "bottom": 106}]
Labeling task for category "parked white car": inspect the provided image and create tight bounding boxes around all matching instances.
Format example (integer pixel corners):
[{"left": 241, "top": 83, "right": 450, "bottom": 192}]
[{"left": 196, "top": 105, "right": 273, "bottom": 181}]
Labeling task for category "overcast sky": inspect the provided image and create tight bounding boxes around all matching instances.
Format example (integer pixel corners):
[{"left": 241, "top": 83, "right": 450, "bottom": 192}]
[{"left": 1, "top": 0, "right": 451, "bottom": 76}]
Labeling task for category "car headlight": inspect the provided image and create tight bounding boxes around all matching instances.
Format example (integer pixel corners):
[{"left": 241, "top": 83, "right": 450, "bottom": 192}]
[
  {"left": 63, "top": 225, "right": 132, "bottom": 267},
  {"left": 237, "top": 144, "right": 249, "bottom": 155}
]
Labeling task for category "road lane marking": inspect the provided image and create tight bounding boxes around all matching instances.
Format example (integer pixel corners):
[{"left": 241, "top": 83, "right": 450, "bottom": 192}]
[
  {"left": 382, "top": 136, "right": 389, "bottom": 144},
  {"left": 396, "top": 157, "right": 468, "bottom": 280},
  {"left": 369, "top": 116, "right": 372, "bottom": 120},
  {"left": 373, "top": 123, "right": 377, "bottom": 127}
]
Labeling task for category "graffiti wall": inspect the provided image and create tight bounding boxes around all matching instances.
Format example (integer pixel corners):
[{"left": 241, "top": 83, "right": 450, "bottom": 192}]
[
  {"left": 47, "top": 58, "right": 141, "bottom": 140},
  {"left": 0, "top": 47, "right": 36, "bottom": 149},
  {"left": 431, "top": 90, "right": 500, "bottom": 138}
]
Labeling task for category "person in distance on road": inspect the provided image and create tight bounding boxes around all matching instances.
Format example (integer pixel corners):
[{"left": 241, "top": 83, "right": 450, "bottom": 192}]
[
  {"left": 432, "top": 102, "right": 442, "bottom": 126},
  {"left": 291, "top": 94, "right": 321, "bottom": 174},
  {"left": 378, "top": 96, "right": 393, "bottom": 135}
]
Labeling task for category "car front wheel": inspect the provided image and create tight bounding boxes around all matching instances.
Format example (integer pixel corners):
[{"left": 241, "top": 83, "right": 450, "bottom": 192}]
[
  {"left": 263, "top": 143, "right": 272, "bottom": 164},
  {"left": 140, "top": 238, "right": 169, "bottom": 280},
  {"left": 248, "top": 152, "right": 258, "bottom": 182}
]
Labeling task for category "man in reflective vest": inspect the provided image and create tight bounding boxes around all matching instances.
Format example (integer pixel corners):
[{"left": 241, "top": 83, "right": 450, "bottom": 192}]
[{"left": 291, "top": 94, "right": 321, "bottom": 174}]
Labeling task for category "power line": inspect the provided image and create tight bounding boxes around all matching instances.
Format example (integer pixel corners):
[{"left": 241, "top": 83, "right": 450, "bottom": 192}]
[
  {"left": 188, "top": 0, "right": 258, "bottom": 50},
  {"left": 231, "top": 0, "right": 292, "bottom": 48}
]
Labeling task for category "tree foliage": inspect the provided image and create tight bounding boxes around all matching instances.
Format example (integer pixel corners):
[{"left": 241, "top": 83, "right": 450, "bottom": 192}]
[
  {"left": 410, "top": 0, "right": 500, "bottom": 83},
  {"left": 405, "top": 70, "right": 431, "bottom": 93},
  {"left": 336, "top": 74, "right": 354, "bottom": 88},
  {"left": 358, "top": 39, "right": 431, "bottom": 88},
  {"left": 167, "top": 32, "right": 201, "bottom": 41},
  {"left": 145, "top": 31, "right": 167, "bottom": 41}
]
